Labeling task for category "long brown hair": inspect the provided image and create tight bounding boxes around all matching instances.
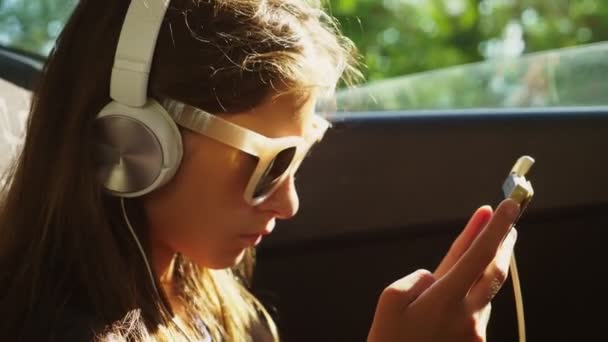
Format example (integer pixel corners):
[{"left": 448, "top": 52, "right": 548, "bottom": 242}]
[{"left": 0, "top": 0, "right": 360, "bottom": 340}]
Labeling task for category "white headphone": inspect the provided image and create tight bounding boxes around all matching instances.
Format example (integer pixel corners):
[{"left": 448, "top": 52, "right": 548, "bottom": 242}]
[
  {"left": 94, "top": 4, "right": 199, "bottom": 337},
  {"left": 95, "top": 0, "right": 182, "bottom": 198}
]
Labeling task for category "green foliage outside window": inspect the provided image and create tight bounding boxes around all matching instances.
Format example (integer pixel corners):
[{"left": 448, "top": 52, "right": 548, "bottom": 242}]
[{"left": 2, "top": 0, "right": 608, "bottom": 90}]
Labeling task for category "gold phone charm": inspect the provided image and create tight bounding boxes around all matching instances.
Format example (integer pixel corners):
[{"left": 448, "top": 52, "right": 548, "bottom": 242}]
[{"left": 501, "top": 155, "right": 535, "bottom": 342}]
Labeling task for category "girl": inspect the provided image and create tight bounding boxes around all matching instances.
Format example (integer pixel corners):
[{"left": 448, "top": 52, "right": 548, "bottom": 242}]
[{"left": 0, "top": 0, "right": 519, "bottom": 341}]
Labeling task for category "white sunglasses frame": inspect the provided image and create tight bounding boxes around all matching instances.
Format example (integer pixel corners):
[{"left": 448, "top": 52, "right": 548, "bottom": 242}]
[{"left": 163, "top": 99, "right": 330, "bottom": 206}]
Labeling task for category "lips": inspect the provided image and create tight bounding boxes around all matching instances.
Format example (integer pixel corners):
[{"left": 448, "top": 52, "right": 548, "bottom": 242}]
[
  {"left": 240, "top": 227, "right": 273, "bottom": 247},
  {"left": 239, "top": 219, "right": 275, "bottom": 247},
  {"left": 244, "top": 218, "right": 275, "bottom": 237}
]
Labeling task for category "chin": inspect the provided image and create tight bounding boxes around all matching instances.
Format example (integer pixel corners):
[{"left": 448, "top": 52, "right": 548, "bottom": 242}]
[{"left": 203, "top": 248, "right": 247, "bottom": 270}]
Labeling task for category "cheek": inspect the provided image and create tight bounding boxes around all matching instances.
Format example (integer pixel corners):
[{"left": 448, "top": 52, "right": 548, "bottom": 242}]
[{"left": 143, "top": 133, "right": 257, "bottom": 266}]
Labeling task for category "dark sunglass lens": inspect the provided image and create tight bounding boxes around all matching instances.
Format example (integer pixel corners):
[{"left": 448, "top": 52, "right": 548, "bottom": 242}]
[{"left": 253, "top": 147, "right": 296, "bottom": 199}]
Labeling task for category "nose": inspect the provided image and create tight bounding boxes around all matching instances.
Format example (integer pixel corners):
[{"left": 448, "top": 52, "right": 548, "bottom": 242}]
[{"left": 257, "top": 175, "right": 300, "bottom": 219}]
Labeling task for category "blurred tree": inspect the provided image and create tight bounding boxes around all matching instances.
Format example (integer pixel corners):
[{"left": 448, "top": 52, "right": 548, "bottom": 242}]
[
  {"left": 328, "top": 0, "right": 608, "bottom": 81},
  {"left": 1, "top": 0, "right": 608, "bottom": 82},
  {"left": 0, "top": 0, "right": 76, "bottom": 55}
]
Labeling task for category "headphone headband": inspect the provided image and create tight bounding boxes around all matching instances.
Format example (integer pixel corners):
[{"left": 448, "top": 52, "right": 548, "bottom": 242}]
[
  {"left": 97, "top": 0, "right": 182, "bottom": 198},
  {"left": 110, "top": 0, "right": 170, "bottom": 107}
]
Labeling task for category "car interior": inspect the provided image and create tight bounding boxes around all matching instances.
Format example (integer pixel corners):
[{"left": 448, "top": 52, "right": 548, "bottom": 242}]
[{"left": 1, "top": 39, "right": 607, "bottom": 342}]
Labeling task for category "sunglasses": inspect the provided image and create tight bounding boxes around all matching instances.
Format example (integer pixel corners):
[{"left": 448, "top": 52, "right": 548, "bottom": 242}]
[{"left": 163, "top": 99, "right": 330, "bottom": 206}]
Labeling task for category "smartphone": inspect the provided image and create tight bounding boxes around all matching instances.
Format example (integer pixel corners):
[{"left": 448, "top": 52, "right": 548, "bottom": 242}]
[{"left": 502, "top": 155, "right": 535, "bottom": 226}]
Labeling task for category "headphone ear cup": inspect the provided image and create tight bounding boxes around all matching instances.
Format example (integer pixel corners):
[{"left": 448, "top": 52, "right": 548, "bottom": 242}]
[{"left": 94, "top": 99, "right": 183, "bottom": 197}]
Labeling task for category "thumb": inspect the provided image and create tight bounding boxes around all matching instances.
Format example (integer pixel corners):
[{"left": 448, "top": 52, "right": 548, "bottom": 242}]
[{"left": 375, "top": 269, "right": 436, "bottom": 316}]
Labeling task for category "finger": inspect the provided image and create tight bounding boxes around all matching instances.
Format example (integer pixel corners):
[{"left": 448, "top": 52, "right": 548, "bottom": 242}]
[
  {"left": 438, "top": 199, "right": 520, "bottom": 299},
  {"left": 375, "top": 269, "right": 436, "bottom": 316},
  {"left": 467, "top": 228, "right": 518, "bottom": 310},
  {"left": 435, "top": 205, "right": 493, "bottom": 278}
]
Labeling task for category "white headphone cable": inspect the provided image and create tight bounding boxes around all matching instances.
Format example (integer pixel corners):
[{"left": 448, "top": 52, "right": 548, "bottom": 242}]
[
  {"left": 510, "top": 253, "right": 526, "bottom": 342},
  {"left": 120, "top": 197, "right": 192, "bottom": 341}
]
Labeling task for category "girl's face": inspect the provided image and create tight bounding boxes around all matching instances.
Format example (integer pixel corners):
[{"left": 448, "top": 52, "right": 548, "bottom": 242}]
[{"left": 143, "top": 91, "right": 318, "bottom": 270}]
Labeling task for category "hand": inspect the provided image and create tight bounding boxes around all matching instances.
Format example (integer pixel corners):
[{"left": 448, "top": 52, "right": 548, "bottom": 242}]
[{"left": 367, "top": 199, "right": 520, "bottom": 342}]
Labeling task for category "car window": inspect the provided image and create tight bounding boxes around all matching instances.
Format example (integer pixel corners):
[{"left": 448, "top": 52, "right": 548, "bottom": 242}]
[
  {"left": 2, "top": 0, "right": 608, "bottom": 112},
  {"left": 330, "top": 1, "right": 608, "bottom": 82},
  {"left": 327, "top": 0, "right": 608, "bottom": 112},
  {"left": 334, "top": 42, "right": 608, "bottom": 112}
]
